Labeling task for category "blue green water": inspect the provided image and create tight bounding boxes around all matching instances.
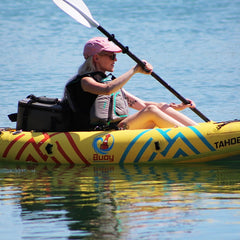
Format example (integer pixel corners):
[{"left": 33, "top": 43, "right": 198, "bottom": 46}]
[
  {"left": 0, "top": 162, "right": 240, "bottom": 240},
  {"left": 0, "top": 0, "right": 240, "bottom": 127},
  {"left": 0, "top": 0, "right": 240, "bottom": 239}
]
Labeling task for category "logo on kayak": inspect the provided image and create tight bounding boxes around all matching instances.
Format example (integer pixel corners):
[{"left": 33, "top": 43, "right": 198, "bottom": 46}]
[{"left": 92, "top": 133, "right": 114, "bottom": 155}]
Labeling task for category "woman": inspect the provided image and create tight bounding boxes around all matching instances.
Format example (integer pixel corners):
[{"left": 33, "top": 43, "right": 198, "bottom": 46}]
[{"left": 63, "top": 37, "right": 197, "bottom": 131}]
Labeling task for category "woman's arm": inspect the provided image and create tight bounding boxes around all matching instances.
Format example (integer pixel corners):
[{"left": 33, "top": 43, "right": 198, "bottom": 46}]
[
  {"left": 123, "top": 88, "right": 196, "bottom": 112},
  {"left": 81, "top": 60, "right": 153, "bottom": 95},
  {"left": 81, "top": 67, "right": 137, "bottom": 95},
  {"left": 169, "top": 99, "right": 196, "bottom": 111},
  {"left": 123, "top": 89, "right": 149, "bottom": 110}
]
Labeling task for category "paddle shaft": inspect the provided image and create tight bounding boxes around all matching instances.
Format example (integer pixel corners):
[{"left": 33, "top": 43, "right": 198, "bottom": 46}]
[{"left": 98, "top": 25, "right": 210, "bottom": 122}]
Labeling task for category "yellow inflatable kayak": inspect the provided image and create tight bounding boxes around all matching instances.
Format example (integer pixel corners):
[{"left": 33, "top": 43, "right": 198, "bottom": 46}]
[{"left": 0, "top": 120, "right": 240, "bottom": 165}]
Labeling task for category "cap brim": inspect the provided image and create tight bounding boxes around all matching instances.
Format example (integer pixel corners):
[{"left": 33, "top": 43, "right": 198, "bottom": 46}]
[{"left": 103, "top": 43, "right": 122, "bottom": 53}]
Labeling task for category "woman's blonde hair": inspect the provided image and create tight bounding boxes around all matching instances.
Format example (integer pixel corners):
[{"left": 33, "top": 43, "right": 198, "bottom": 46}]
[{"left": 78, "top": 56, "right": 97, "bottom": 75}]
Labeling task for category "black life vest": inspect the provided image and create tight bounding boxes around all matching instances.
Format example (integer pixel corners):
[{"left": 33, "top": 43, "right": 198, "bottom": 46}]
[{"left": 64, "top": 72, "right": 128, "bottom": 130}]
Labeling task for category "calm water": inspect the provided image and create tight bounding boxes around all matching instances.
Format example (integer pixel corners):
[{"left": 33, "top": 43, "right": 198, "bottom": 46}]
[
  {"left": 0, "top": 0, "right": 240, "bottom": 239},
  {"left": 0, "top": 161, "right": 240, "bottom": 240}
]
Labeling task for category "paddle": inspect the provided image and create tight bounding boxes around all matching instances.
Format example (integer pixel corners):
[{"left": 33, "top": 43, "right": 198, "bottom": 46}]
[{"left": 53, "top": 0, "right": 210, "bottom": 122}]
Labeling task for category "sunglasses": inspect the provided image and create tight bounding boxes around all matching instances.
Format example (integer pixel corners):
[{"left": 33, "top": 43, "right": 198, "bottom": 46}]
[{"left": 99, "top": 52, "right": 117, "bottom": 60}]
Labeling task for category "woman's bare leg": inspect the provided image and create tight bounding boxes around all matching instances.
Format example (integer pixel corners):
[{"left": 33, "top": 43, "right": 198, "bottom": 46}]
[
  {"left": 157, "top": 103, "right": 198, "bottom": 126},
  {"left": 118, "top": 105, "right": 185, "bottom": 130}
]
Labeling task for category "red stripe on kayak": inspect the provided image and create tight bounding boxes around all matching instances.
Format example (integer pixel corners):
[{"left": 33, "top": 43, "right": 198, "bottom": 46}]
[
  {"left": 48, "top": 132, "right": 61, "bottom": 138},
  {"left": 64, "top": 132, "right": 90, "bottom": 165},
  {"left": 50, "top": 156, "right": 61, "bottom": 165},
  {"left": 16, "top": 137, "right": 48, "bottom": 161},
  {"left": 2, "top": 133, "right": 25, "bottom": 158},
  {"left": 55, "top": 141, "right": 74, "bottom": 165},
  {"left": 26, "top": 154, "right": 38, "bottom": 163}
]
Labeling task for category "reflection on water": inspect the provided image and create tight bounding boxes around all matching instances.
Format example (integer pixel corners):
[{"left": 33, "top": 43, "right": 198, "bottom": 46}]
[{"left": 0, "top": 161, "right": 240, "bottom": 240}]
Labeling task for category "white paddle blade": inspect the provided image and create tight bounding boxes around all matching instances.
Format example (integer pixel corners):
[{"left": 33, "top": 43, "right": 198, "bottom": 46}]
[{"left": 53, "top": 0, "right": 99, "bottom": 28}]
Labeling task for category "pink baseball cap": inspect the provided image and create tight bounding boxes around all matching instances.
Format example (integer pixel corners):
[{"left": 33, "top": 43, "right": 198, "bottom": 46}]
[{"left": 83, "top": 37, "right": 122, "bottom": 59}]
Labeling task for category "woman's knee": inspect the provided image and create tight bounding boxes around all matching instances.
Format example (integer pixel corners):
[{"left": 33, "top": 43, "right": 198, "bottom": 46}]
[
  {"left": 145, "top": 103, "right": 169, "bottom": 112},
  {"left": 155, "top": 102, "right": 172, "bottom": 111},
  {"left": 144, "top": 105, "right": 166, "bottom": 117},
  {"left": 144, "top": 104, "right": 159, "bottom": 113}
]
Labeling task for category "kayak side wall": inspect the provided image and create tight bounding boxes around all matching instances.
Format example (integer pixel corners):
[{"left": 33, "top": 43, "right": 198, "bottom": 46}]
[{"left": 0, "top": 121, "right": 240, "bottom": 165}]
